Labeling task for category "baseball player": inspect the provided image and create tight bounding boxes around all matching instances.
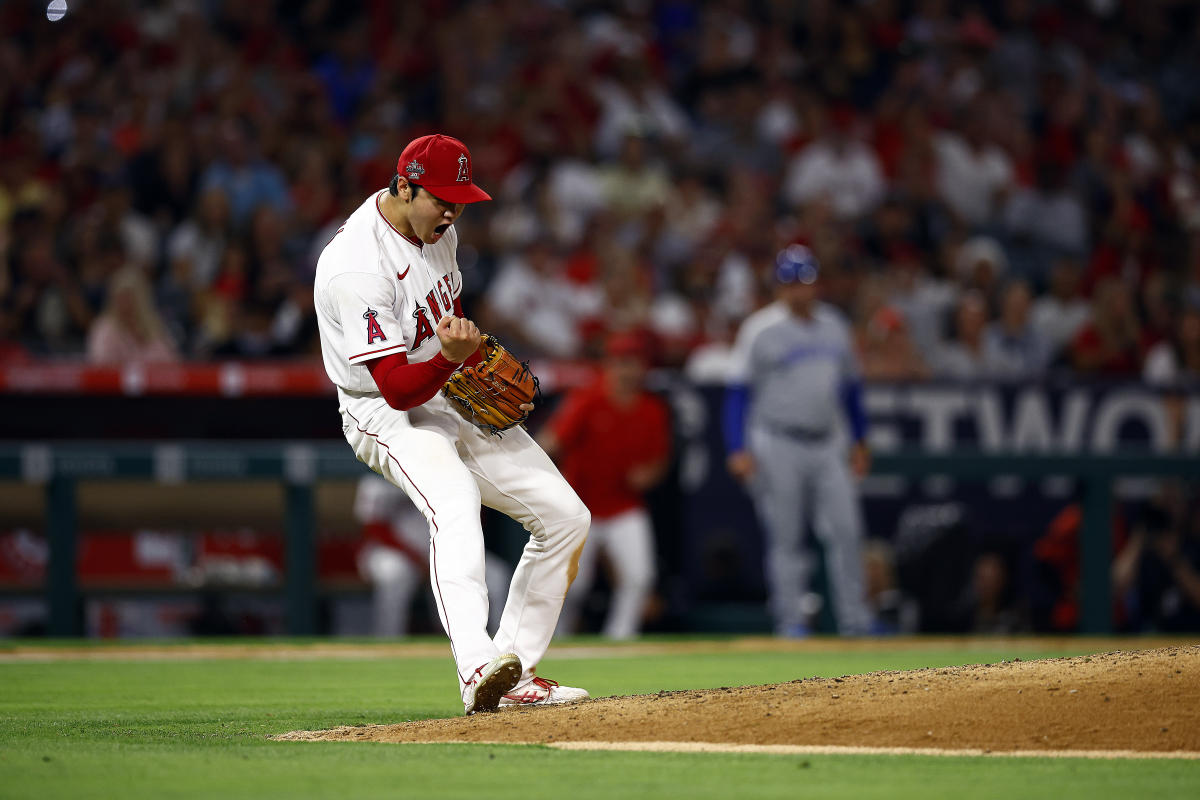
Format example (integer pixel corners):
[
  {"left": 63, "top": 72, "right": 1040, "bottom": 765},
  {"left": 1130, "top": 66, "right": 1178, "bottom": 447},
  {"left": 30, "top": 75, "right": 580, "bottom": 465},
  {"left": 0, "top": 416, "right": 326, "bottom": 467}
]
[
  {"left": 538, "top": 333, "right": 671, "bottom": 640},
  {"left": 314, "top": 134, "right": 591, "bottom": 714},
  {"left": 353, "top": 474, "right": 512, "bottom": 637},
  {"left": 724, "top": 245, "right": 874, "bottom": 637}
]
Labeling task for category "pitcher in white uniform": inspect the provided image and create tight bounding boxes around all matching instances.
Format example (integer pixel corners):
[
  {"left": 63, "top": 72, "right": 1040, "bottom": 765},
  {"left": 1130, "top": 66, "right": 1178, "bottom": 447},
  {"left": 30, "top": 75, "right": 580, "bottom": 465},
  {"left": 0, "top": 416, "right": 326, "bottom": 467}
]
[{"left": 313, "top": 134, "right": 591, "bottom": 714}]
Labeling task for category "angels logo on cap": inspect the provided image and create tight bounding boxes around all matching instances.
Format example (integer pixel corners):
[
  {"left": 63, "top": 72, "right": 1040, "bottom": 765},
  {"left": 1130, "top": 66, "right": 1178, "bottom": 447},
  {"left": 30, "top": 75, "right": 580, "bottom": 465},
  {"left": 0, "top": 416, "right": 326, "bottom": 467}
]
[{"left": 396, "top": 134, "right": 492, "bottom": 204}]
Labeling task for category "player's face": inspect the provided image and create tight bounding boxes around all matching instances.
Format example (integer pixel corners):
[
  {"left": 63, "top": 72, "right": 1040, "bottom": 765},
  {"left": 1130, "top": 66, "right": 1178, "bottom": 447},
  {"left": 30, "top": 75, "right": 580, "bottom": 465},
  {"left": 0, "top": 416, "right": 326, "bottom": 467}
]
[
  {"left": 606, "top": 354, "right": 645, "bottom": 393},
  {"left": 780, "top": 280, "right": 817, "bottom": 315},
  {"left": 409, "top": 187, "right": 465, "bottom": 244}
]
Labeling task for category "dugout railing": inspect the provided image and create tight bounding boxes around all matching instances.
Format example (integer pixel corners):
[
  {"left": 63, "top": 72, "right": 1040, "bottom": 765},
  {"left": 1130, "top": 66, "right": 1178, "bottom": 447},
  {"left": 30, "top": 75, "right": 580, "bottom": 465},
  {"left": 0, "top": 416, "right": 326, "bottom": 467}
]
[{"left": 0, "top": 442, "right": 1194, "bottom": 636}]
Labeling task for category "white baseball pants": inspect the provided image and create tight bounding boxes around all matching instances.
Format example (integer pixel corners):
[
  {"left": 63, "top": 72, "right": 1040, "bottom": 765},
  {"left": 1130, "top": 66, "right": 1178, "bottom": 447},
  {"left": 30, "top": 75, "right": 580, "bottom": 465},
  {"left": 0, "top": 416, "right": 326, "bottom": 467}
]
[
  {"left": 343, "top": 400, "right": 590, "bottom": 696},
  {"left": 354, "top": 475, "right": 513, "bottom": 635}
]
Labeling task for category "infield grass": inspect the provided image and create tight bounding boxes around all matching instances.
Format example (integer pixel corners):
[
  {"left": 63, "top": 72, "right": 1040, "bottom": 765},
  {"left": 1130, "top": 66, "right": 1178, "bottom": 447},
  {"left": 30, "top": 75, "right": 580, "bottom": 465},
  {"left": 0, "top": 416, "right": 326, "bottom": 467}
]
[{"left": 1, "top": 637, "right": 1197, "bottom": 799}]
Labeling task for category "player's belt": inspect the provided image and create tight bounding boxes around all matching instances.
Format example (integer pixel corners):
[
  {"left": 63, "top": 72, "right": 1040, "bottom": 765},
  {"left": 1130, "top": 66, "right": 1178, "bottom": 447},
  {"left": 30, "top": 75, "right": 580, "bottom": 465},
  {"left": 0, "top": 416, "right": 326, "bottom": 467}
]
[{"left": 762, "top": 422, "right": 830, "bottom": 443}]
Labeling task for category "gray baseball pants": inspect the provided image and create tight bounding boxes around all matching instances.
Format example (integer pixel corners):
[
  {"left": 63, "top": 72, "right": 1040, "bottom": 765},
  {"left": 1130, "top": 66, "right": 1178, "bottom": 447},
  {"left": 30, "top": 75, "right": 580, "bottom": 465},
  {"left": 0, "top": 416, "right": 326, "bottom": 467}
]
[{"left": 747, "top": 425, "right": 872, "bottom": 635}]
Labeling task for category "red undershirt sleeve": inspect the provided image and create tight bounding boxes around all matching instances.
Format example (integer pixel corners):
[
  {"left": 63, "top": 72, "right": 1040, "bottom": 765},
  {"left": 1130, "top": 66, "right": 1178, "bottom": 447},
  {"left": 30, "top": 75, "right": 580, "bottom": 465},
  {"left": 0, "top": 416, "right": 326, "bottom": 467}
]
[
  {"left": 366, "top": 351, "right": 460, "bottom": 411},
  {"left": 366, "top": 296, "right": 487, "bottom": 410}
]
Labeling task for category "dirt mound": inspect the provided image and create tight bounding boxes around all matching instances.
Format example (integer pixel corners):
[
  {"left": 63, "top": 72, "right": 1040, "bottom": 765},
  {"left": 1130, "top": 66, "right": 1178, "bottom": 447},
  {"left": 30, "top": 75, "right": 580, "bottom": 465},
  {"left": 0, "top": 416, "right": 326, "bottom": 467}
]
[{"left": 277, "top": 646, "right": 1200, "bottom": 755}]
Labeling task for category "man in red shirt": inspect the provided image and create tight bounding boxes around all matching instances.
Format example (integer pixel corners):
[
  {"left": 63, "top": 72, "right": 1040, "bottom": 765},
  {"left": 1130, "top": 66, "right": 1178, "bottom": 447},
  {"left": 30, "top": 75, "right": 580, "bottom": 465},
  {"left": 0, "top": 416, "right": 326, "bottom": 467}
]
[{"left": 538, "top": 333, "right": 672, "bottom": 639}]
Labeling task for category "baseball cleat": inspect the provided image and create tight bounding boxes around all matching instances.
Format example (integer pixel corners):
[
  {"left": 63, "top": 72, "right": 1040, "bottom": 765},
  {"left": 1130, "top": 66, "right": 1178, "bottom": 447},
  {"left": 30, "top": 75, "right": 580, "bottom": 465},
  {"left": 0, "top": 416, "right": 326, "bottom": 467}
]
[
  {"left": 463, "top": 653, "right": 523, "bottom": 715},
  {"left": 499, "top": 676, "right": 589, "bottom": 707}
]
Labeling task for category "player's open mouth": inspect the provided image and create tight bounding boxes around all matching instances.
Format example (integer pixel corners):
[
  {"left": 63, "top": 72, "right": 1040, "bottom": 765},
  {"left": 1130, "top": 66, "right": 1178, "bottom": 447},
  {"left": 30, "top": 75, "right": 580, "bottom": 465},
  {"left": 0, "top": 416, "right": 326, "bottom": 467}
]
[{"left": 434, "top": 223, "right": 450, "bottom": 235}]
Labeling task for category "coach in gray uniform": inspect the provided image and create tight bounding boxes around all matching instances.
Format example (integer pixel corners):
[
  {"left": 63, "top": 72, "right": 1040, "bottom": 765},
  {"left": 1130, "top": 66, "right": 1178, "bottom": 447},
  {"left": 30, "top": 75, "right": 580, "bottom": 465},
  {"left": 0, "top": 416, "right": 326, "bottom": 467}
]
[{"left": 724, "top": 245, "right": 873, "bottom": 636}]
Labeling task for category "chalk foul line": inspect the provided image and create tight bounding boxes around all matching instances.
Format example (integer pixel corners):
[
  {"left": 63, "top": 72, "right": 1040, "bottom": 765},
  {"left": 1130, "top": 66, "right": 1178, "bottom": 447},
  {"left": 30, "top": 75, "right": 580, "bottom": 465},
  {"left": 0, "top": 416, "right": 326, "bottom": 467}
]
[{"left": 541, "top": 740, "right": 1200, "bottom": 760}]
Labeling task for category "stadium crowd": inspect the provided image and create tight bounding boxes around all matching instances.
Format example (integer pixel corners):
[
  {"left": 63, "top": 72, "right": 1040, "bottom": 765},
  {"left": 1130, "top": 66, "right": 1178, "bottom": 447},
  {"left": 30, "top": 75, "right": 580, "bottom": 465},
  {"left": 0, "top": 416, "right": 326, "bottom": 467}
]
[
  {"left": 1, "top": 0, "right": 1199, "bottom": 387},
  {"left": 3, "top": 0, "right": 1200, "bottom": 638}
]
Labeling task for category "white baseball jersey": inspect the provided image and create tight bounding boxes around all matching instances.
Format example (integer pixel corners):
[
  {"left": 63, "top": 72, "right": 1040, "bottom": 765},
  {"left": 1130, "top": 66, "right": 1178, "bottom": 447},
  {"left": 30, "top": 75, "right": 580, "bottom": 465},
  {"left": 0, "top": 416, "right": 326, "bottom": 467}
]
[{"left": 314, "top": 189, "right": 463, "bottom": 410}]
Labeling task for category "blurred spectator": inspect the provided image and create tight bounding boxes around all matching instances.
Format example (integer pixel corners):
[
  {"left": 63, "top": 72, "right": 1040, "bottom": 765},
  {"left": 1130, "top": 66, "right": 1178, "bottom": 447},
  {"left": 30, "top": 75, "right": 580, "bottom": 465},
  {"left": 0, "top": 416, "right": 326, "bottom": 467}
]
[
  {"left": 6, "top": 233, "right": 93, "bottom": 355},
  {"left": 209, "top": 297, "right": 290, "bottom": 359},
  {"left": 86, "top": 266, "right": 178, "bottom": 365},
  {"left": 313, "top": 26, "right": 376, "bottom": 125},
  {"left": 690, "top": 72, "right": 783, "bottom": 178},
  {"left": 1070, "top": 277, "right": 1148, "bottom": 377},
  {"left": 596, "top": 131, "right": 672, "bottom": 233},
  {"left": 1144, "top": 299, "right": 1200, "bottom": 389},
  {"left": 782, "top": 107, "right": 885, "bottom": 222},
  {"left": 166, "top": 188, "right": 232, "bottom": 293},
  {"left": 954, "top": 235, "right": 1009, "bottom": 304},
  {"left": 199, "top": 119, "right": 291, "bottom": 227},
  {"left": 1003, "top": 159, "right": 1088, "bottom": 280},
  {"left": 981, "top": 279, "right": 1049, "bottom": 378},
  {"left": 91, "top": 179, "right": 158, "bottom": 270},
  {"left": 853, "top": 274, "right": 930, "bottom": 380},
  {"left": 930, "top": 290, "right": 994, "bottom": 379},
  {"left": 1084, "top": 175, "right": 1161, "bottom": 293},
  {"left": 1140, "top": 271, "right": 1176, "bottom": 349},
  {"left": 270, "top": 282, "right": 319, "bottom": 357},
  {"left": 127, "top": 119, "right": 200, "bottom": 229},
  {"left": 1030, "top": 259, "right": 1091, "bottom": 366},
  {"left": 480, "top": 240, "right": 603, "bottom": 358},
  {"left": 592, "top": 55, "right": 691, "bottom": 160},
  {"left": 654, "top": 170, "right": 722, "bottom": 269},
  {"left": 963, "top": 551, "right": 1025, "bottom": 634},
  {"left": 1144, "top": 298, "right": 1200, "bottom": 448},
  {"left": 887, "top": 252, "right": 958, "bottom": 356},
  {"left": 933, "top": 103, "right": 1014, "bottom": 229},
  {"left": 1033, "top": 499, "right": 1130, "bottom": 632},
  {"left": 1112, "top": 483, "right": 1200, "bottom": 632},
  {"left": 862, "top": 538, "right": 918, "bottom": 635},
  {"left": 191, "top": 242, "right": 251, "bottom": 357}
]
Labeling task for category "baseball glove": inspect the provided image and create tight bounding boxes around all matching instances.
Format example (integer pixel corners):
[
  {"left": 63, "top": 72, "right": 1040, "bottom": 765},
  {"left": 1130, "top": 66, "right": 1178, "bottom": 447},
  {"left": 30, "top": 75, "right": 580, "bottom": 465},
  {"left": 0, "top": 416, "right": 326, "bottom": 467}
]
[{"left": 441, "top": 334, "right": 540, "bottom": 435}]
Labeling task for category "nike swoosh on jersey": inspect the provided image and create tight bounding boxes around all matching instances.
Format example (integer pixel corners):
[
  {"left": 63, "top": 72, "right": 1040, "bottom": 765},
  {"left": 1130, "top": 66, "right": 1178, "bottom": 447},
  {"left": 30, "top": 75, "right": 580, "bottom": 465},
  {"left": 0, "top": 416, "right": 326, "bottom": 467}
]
[{"left": 397, "top": 265, "right": 411, "bottom": 280}]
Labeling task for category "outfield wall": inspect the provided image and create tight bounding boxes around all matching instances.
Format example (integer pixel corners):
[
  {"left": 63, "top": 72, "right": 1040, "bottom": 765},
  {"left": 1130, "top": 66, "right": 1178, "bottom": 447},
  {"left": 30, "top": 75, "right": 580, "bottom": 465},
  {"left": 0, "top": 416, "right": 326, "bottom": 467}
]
[{"left": 1, "top": 374, "right": 1196, "bottom": 638}]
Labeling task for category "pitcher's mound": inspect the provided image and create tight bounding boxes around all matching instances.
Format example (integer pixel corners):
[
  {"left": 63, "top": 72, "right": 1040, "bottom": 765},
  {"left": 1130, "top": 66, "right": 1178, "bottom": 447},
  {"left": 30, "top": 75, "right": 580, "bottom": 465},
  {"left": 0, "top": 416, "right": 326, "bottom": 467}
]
[{"left": 276, "top": 646, "right": 1199, "bottom": 756}]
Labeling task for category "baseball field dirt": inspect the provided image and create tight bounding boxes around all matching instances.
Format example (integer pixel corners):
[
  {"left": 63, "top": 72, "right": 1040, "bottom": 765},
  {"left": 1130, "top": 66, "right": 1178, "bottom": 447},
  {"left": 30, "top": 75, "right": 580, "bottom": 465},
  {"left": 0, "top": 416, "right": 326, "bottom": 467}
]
[{"left": 277, "top": 645, "right": 1200, "bottom": 756}]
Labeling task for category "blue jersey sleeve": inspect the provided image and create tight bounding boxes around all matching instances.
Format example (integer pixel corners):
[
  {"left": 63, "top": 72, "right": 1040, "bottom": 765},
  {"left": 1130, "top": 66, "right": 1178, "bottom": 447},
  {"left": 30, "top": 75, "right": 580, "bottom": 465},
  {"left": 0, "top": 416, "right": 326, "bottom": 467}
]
[
  {"left": 840, "top": 378, "right": 868, "bottom": 443},
  {"left": 723, "top": 384, "right": 751, "bottom": 454}
]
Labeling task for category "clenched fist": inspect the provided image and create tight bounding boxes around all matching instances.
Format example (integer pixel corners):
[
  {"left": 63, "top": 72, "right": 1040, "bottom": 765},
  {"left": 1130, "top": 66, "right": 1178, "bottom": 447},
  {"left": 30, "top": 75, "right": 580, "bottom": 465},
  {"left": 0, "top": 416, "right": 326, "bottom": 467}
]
[{"left": 437, "top": 314, "right": 482, "bottom": 363}]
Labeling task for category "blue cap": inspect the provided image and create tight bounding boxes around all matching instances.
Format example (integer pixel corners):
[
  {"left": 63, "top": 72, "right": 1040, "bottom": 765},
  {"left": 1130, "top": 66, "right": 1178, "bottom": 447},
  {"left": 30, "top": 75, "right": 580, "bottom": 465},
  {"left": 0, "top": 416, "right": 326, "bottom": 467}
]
[{"left": 775, "top": 244, "right": 819, "bottom": 285}]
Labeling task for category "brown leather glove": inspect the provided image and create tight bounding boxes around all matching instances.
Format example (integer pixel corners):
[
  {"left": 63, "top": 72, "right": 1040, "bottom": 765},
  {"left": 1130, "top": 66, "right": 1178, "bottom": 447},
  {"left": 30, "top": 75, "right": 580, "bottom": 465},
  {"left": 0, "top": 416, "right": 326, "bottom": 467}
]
[{"left": 442, "top": 334, "right": 540, "bottom": 435}]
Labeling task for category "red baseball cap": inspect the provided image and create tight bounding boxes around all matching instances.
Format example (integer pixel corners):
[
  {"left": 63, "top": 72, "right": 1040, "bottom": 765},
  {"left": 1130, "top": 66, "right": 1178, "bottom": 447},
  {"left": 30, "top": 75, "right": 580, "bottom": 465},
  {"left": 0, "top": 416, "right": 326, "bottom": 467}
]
[{"left": 396, "top": 134, "right": 491, "bottom": 204}]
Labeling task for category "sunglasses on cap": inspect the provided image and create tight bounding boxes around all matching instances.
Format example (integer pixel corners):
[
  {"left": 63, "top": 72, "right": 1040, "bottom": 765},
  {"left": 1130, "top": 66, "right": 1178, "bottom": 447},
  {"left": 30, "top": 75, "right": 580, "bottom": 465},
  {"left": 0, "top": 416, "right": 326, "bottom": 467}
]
[{"left": 775, "top": 244, "right": 819, "bottom": 285}]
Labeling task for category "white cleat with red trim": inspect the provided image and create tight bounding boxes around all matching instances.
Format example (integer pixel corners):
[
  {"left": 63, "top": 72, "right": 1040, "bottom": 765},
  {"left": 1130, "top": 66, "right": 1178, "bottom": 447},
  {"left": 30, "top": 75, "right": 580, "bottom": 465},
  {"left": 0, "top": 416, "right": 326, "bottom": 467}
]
[
  {"left": 463, "top": 653, "right": 523, "bottom": 716},
  {"left": 499, "top": 676, "right": 590, "bottom": 708}
]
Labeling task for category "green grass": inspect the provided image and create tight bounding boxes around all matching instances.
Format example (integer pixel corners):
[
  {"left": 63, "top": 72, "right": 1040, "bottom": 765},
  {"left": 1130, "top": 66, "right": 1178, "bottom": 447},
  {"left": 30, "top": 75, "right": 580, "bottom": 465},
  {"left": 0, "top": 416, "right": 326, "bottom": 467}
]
[{"left": 1, "top": 637, "right": 1197, "bottom": 799}]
